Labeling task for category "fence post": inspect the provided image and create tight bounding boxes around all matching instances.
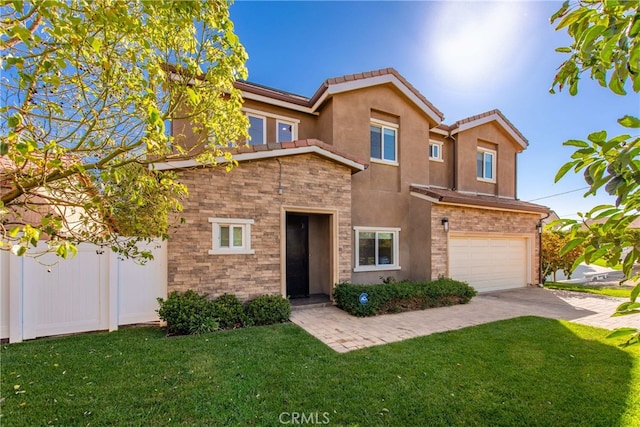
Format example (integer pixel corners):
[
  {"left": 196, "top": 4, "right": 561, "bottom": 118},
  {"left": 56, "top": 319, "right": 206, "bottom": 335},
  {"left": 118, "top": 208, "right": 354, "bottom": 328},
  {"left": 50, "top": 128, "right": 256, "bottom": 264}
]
[
  {"left": 9, "top": 254, "right": 23, "bottom": 343},
  {"left": 107, "top": 248, "right": 119, "bottom": 332}
]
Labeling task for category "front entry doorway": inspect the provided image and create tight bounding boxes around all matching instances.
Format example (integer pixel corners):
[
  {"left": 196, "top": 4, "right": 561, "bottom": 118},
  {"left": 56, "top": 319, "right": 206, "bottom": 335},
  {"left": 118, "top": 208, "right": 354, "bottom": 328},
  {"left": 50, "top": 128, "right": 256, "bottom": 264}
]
[
  {"left": 286, "top": 214, "right": 309, "bottom": 298},
  {"left": 285, "top": 212, "right": 332, "bottom": 300}
]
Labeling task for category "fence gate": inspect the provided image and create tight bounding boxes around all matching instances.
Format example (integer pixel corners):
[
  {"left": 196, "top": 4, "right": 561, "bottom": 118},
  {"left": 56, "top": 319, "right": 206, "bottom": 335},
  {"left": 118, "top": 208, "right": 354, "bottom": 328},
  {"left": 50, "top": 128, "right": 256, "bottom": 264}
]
[
  {"left": 1, "top": 240, "right": 167, "bottom": 343},
  {"left": 22, "top": 245, "right": 109, "bottom": 340}
]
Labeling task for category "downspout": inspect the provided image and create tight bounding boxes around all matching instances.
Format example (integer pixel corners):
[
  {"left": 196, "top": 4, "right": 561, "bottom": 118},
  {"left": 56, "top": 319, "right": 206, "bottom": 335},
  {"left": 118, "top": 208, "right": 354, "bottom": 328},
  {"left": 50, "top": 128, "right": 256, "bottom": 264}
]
[
  {"left": 450, "top": 132, "right": 457, "bottom": 191},
  {"left": 538, "top": 211, "right": 551, "bottom": 286},
  {"left": 514, "top": 153, "right": 518, "bottom": 199}
]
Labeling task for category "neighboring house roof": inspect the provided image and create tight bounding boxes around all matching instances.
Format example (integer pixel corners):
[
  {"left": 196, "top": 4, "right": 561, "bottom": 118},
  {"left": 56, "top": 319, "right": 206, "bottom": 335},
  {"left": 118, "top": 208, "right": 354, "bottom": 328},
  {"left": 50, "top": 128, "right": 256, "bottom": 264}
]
[
  {"left": 154, "top": 139, "right": 367, "bottom": 173},
  {"left": 542, "top": 210, "right": 560, "bottom": 224},
  {"left": 435, "top": 109, "right": 528, "bottom": 150},
  {"left": 0, "top": 155, "right": 113, "bottom": 236},
  {"left": 579, "top": 215, "right": 640, "bottom": 230},
  {"left": 410, "top": 185, "right": 550, "bottom": 214},
  {"left": 237, "top": 68, "right": 444, "bottom": 124}
]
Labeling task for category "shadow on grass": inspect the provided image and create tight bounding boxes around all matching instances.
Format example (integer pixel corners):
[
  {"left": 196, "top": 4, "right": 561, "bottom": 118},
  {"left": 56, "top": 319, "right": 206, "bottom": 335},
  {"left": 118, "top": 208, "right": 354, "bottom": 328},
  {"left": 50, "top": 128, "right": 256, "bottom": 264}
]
[{"left": 1, "top": 316, "right": 637, "bottom": 426}]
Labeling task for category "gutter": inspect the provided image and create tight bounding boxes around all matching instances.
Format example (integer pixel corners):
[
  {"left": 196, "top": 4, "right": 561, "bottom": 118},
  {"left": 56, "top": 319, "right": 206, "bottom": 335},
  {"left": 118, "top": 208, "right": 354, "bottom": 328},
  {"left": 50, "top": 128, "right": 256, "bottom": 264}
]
[{"left": 538, "top": 211, "right": 551, "bottom": 286}]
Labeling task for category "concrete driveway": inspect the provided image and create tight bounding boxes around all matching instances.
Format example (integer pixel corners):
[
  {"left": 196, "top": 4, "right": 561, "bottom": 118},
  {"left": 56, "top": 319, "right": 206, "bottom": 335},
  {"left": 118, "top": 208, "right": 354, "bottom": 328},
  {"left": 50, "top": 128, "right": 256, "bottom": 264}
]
[{"left": 290, "top": 287, "right": 640, "bottom": 353}]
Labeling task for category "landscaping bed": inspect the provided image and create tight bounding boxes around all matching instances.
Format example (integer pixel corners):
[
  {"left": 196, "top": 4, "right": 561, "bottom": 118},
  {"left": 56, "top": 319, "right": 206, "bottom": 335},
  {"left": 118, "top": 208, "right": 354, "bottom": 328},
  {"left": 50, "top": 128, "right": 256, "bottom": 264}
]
[
  {"left": 333, "top": 278, "right": 476, "bottom": 317},
  {"left": 157, "top": 291, "right": 290, "bottom": 335}
]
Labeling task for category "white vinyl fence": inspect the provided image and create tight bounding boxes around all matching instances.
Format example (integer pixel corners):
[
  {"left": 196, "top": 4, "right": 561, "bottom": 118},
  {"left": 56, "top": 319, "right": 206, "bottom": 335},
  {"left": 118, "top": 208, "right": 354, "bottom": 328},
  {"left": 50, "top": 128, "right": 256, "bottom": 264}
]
[{"left": 0, "top": 240, "right": 167, "bottom": 343}]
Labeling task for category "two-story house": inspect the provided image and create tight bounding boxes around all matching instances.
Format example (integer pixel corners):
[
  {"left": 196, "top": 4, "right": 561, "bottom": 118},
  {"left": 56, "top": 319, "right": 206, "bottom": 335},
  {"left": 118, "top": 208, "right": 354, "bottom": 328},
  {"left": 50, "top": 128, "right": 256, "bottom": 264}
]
[{"left": 158, "top": 68, "right": 549, "bottom": 302}]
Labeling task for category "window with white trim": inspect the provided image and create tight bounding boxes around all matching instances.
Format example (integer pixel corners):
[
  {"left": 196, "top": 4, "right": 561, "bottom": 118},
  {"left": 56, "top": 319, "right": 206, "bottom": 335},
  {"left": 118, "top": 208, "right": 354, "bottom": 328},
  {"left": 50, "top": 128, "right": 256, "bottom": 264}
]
[
  {"left": 209, "top": 218, "right": 255, "bottom": 255},
  {"left": 247, "top": 114, "right": 266, "bottom": 145},
  {"left": 370, "top": 120, "right": 398, "bottom": 164},
  {"left": 276, "top": 120, "right": 294, "bottom": 143},
  {"left": 429, "top": 141, "right": 443, "bottom": 161},
  {"left": 477, "top": 148, "right": 496, "bottom": 182},
  {"left": 354, "top": 227, "right": 400, "bottom": 272}
]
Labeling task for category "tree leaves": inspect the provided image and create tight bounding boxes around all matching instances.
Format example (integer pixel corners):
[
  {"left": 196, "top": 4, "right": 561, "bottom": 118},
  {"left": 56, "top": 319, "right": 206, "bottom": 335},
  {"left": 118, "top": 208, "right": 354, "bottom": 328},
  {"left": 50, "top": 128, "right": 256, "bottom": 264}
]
[
  {"left": 618, "top": 115, "right": 640, "bottom": 128},
  {"left": 0, "top": 0, "right": 249, "bottom": 260},
  {"left": 550, "top": 0, "right": 639, "bottom": 96}
]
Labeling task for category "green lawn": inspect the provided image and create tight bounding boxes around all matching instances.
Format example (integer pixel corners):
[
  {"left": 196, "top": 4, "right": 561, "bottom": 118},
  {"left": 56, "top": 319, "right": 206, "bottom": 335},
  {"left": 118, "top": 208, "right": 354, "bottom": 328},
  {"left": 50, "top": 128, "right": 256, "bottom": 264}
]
[
  {"left": 2, "top": 317, "right": 639, "bottom": 426},
  {"left": 545, "top": 282, "right": 633, "bottom": 298}
]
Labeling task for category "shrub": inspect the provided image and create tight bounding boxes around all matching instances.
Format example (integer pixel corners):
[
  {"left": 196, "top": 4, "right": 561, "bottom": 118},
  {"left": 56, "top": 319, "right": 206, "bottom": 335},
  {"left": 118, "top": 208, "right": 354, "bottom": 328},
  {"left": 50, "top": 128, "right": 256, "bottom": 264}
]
[
  {"left": 212, "top": 293, "right": 248, "bottom": 329},
  {"left": 333, "top": 278, "right": 477, "bottom": 317},
  {"left": 244, "top": 295, "right": 291, "bottom": 326},
  {"left": 157, "top": 290, "right": 219, "bottom": 335}
]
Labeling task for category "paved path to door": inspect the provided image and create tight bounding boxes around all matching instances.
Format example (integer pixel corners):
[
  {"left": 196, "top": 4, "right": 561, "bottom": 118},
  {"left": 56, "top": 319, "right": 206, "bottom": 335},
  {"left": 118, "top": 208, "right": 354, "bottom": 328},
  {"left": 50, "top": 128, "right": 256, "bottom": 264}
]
[{"left": 290, "top": 287, "right": 640, "bottom": 353}]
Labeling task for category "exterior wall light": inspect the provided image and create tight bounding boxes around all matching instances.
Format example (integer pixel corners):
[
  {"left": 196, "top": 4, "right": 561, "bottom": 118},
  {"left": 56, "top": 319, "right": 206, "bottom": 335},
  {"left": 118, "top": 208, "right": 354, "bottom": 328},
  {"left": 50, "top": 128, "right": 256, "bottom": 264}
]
[
  {"left": 536, "top": 223, "right": 543, "bottom": 234},
  {"left": 441, "top": 217, "right": 449, "bottom": 232}
]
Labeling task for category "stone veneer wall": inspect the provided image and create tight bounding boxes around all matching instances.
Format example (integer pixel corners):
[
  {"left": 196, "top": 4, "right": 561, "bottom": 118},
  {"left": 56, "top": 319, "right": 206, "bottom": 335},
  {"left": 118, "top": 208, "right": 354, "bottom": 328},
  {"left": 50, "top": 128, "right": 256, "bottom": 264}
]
[
  {"left": 168, "top": 154, "right": 353, "bottom": 300},
  {"left": 431, "top": 204, "right": 542, "bottom": 283}
]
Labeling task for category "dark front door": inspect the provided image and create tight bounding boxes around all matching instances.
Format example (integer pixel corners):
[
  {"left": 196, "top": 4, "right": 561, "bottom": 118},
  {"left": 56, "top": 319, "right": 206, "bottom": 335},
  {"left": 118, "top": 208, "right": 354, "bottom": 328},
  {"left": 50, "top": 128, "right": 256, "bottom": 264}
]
[{"left": 286, "top": 214, "right": 309, "bottom": 298}]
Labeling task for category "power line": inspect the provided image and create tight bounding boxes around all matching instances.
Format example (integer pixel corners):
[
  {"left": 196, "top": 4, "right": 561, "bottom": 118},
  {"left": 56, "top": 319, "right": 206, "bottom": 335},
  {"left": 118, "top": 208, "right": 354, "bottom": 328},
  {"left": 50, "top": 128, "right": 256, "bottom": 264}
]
[{"left": 527, "top": 187, "right": 590, "bottom": 202}]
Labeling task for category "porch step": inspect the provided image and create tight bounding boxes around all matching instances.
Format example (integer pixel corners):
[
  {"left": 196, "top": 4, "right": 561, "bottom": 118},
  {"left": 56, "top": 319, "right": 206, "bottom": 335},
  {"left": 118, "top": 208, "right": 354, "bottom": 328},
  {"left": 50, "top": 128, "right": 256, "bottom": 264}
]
[{"left": 290, "top": 301, "right": 333, "bottom": 311}]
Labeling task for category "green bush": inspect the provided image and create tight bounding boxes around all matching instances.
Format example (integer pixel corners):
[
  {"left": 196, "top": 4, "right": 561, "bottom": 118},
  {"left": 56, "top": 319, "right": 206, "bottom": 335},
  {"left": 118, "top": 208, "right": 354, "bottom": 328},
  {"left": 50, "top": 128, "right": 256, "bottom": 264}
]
[
  {"left": 157, "top": 290, "right": 219, "bottom": 335},
  {"left": 333, "top": 278, "right": 477, "bottom": 317},
  {"left": 212, "top": 293, "right": 248, "bottom": 329},
  {"left": 244, "top": 295, "right": 291, "bottom": 326}
]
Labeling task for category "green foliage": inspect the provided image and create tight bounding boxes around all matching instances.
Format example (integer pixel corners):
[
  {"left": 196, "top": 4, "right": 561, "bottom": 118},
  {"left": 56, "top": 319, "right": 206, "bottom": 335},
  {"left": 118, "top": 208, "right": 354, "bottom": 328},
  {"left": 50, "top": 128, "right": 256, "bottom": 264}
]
[
  {"left": 333, "top": 278, "right": 477, "bottom": 317},
  {"left": 542, "top": 230, "right": 584, "bottom": 280},
  {"left": 157, "top": 290, "right": 218, "bottom": 335},
  {"left": 550, "top": 0, "right": 640, "bottom": 344},
  {"left": 244, "top": 295, "right": 291, "bottom": 326},
  {"left": 550, "top": 0, "right": 639, "bottom": 95},
  {"left": 0, "top": 0, "right": 248, "bottom": 260},
  {"left": 212, "top": 293, "right": 249, "bottom": 329}
]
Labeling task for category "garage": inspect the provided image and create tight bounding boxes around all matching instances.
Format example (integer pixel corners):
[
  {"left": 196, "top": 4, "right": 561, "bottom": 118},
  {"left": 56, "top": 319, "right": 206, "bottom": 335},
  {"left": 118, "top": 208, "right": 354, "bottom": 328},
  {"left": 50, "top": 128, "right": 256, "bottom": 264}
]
[{"left": 449, "top": 235, "right": 529, "bottom": 293}]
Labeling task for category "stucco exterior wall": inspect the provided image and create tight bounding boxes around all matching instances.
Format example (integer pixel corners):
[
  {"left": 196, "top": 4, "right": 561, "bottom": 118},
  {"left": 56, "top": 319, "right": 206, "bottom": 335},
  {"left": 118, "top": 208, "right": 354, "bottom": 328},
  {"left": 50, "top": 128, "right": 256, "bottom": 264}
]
[
  {"left": 455, "top": 121, "right": 520, "bottom": 197},
  {"left": 324, "top": 85, "right": 435, "bottom": 283},
  {"left": 428, "top": 135, "right": 454, "bottom": 188},
  {"left": 430, "top": 204, "right": 542, "bottom": 283},
  {"left": 168, "top": 154, "right": 353, "bottom": 300}
]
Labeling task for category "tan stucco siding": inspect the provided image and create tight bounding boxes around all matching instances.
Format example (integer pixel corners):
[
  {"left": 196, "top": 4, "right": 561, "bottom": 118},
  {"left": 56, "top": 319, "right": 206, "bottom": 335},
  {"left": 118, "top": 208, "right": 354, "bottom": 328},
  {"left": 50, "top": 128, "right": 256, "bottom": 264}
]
[
  {"left": 456, "top": 121, "right": 519, "bottom": 197},
  {"left": 168, "top": 154, "right": 353, "bottom": 300},
  {"left": 324, "top": 85, "right": 436, "bottom": 284},
  {"left": 428, "top": 135, "right": 454, "bottom": 189}
]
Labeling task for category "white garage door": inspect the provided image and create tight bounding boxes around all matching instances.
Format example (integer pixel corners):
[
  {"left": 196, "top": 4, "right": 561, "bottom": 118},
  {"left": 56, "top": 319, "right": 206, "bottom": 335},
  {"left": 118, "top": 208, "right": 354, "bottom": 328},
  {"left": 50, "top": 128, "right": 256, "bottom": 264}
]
[{"left": 449, "top": 236, "right": 528, "bottom": 293}]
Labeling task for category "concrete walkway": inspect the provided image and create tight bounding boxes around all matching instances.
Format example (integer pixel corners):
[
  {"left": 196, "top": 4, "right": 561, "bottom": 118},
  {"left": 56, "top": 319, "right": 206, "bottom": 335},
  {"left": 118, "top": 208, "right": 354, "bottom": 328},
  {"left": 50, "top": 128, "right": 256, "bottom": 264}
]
[{"left": 290, "top": 287, "right": 640, "bottom": 353}]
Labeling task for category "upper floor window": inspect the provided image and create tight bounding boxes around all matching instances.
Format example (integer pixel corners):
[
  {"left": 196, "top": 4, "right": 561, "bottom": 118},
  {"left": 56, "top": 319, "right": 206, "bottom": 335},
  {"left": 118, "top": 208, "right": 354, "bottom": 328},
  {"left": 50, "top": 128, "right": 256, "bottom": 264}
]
[
  {"left": 244, "top": 107, "right": 299, "bottom": 145},
  {"left": 208, "top": 218, "right": 255, "bottom": 255},
  {"left": 477, "top": 148, "right": 496, "bottom": 182},
  {"left": 277, "top": 120, "right": 294, "bottom": 143},
  {"left": 247, "top": 114, "right": 266, "bottom": 145},
  {"left": 429, "top": 141, "right": 443, "bottom": 161},
  {"left": 370, "top": 119, "right": 398, "bottom": 164},
  {"left": 354, "top": 226, "right": 401, "bottom": 272}
]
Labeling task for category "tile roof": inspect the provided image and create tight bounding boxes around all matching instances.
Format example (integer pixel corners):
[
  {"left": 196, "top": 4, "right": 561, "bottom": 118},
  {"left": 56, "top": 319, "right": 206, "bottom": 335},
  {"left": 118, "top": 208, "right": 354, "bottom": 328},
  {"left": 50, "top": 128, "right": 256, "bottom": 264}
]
[
  {"left": 235, "top": 80, "right": 310, "bottom": 106},
  {"left": 154, "top": 139, "right": 368, "bottom": 173},
  {"left": 410, "top": 186, "right": 550, "bottom": 214},
  {"left": 449, "top": 109, "right": 529, "bottom": 147},
  {"left": 237, "top": 68, "right": 445, "bottom": 121},
  {"left": 232, "top": 138, "right": 367, "bottom": 170},
  {"left": 309, "top": 68, "right": 445, "bottom": 120}
]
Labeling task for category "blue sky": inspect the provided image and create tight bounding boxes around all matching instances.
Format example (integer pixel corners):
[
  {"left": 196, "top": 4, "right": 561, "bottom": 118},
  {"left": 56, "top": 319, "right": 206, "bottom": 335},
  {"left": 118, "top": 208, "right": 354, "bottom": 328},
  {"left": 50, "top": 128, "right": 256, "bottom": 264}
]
[{"left": 230, "top": 1, "right": 639, "bottom": 218}]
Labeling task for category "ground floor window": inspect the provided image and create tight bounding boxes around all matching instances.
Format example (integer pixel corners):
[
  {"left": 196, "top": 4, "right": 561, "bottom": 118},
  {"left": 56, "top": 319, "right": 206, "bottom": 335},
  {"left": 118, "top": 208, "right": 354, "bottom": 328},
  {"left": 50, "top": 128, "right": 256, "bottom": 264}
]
[
  {"left": 354, "top": 226, "right": 400, "bottom": 272},
  {"left": 209, "top": 218, "right": 255, "bottom": 255}
]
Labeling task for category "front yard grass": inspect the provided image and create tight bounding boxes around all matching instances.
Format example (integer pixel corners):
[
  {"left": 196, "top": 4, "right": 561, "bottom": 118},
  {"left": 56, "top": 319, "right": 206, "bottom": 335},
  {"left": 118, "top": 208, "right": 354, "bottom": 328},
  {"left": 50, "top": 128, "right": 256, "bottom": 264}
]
[
  {"left": 545, "top": 281, "right": 633, "bottom": 298},
  {"left": 2, "top": 317, "right": 639, "bottom": 426}
]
